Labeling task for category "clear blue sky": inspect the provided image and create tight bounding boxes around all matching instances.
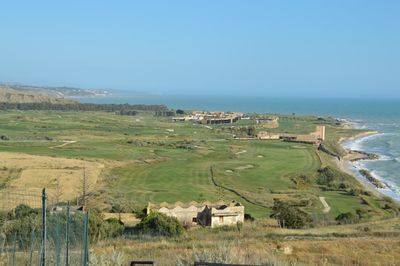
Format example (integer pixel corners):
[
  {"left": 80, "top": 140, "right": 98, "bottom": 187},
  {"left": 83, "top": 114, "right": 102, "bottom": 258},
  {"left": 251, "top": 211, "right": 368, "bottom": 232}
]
[{"left": 1, "top": 1, "right": 399, "bottom": 98}]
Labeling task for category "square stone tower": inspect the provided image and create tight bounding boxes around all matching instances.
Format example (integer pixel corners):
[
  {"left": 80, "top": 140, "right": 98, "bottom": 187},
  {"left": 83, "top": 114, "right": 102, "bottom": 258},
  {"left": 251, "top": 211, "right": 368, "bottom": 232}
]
[{"left": 314, "top": 125, "right": 326, "bottom": 141}]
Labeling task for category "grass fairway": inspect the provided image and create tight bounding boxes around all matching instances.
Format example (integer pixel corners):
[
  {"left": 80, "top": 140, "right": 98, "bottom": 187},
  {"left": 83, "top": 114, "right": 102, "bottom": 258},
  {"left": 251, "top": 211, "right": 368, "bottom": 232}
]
[
  {"left": 0, "top": 110, "right": 394, "bottom": 219},
  {"left": 110, "top": 139, "right": 321, "bottom": 217}
]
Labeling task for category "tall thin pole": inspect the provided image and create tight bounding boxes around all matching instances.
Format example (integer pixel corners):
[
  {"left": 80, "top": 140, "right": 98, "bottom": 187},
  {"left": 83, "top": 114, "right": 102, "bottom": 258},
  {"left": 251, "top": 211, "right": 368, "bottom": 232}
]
[
  {"left": 11, "top": 233, "right": 16, "bottom": 266},
  {"left": 83, "top": 210, "right": 89, "bottom": 266},
  {"left": 29, "top": 230, "right": 34, "bottom": 266},
  {"left": 81, "top": 211, "right": 87, "bottom": 266},
  {"left": 41, "top": 188, "right": 47, "bottom": 266},
  {"left": 65, "top": 201, "right": 70, "bottom": 266},
  {"left": 82, "top": 167, "right": 86, "bottom": 207}
]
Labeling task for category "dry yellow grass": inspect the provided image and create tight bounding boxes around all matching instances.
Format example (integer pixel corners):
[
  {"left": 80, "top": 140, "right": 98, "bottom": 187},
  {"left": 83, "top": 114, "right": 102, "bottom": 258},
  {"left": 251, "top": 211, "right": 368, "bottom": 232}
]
[
  {"left": 92, "top": 218, "right": 400, "bottom": 265},
  {"left": 0, "top": 152, "right": 104, "bottom": 207}
]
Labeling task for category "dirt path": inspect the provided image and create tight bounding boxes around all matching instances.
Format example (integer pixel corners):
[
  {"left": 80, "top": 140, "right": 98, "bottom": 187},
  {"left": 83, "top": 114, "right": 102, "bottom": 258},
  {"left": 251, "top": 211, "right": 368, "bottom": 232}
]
[
  {"left": 319, "top": 196, "right": 331, "bottom": 213},
  {"left": 50, "top": 140, "right": 77, "bottom": 149}
]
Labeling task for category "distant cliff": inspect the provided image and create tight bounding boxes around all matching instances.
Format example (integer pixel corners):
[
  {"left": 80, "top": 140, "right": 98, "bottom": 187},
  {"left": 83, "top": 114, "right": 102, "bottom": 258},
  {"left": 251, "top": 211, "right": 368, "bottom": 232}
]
[
  {"left": 0, "top": 83, "right": 112, "bottom": 104},
  {"left": 0, "top": 86, "right": 77, "bottom": 104}
]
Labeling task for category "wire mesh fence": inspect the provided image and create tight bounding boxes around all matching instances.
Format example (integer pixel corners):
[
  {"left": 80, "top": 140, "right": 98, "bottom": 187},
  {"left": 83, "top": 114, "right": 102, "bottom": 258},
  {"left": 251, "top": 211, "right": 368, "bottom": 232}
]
[{"left": 0, "top": 189, "right": 89, "bottom": 266}]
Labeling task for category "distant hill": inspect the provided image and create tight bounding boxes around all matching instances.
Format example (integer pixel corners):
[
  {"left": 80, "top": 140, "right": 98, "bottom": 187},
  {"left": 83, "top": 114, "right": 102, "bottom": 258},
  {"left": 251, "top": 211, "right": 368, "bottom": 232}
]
[
  {"left": 0, "top": 84, "right": 111, "bottom": 104},
  {"left": 0, "top": 86, "right": 76, "bottom": 104}
]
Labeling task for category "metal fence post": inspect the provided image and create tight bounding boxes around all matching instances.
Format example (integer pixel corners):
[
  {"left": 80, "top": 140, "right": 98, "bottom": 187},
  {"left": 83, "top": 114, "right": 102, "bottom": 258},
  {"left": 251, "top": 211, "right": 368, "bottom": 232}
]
[
  {"left": 29, "top": 230, "right": 35, "bottom": 266},
  {"left": 84, "top": 210, "right": 89, "bottom": 266},
  {"left": 11, "top": 233, "right": 16, "bottom": 266},
  {"left": 65, "top": 201, "right": 70, "bottom": 266},
  {"left": 56, "top": 211, "right": 61, "bottom": 266},
  {"left": 81, "top": 210, "right": 89, "bottom": 266},
  {"left": 41, "top": 188, "right": 47, "bottom": 266}
]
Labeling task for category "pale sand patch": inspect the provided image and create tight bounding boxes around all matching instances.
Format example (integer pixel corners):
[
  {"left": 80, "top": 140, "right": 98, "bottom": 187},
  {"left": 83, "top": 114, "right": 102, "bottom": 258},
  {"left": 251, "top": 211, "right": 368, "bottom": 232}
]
[
  {"left": 0, "top": 152, "right": 104, "bottom": 208},
  {"left": 319, "top": 196, "right": 331, "bottom": 213},
  {"left": 235, "top": 150, "right": 247, "bottom": 155},
  {"left": 50, "top": 140, "right": 77, "bottom": 149},
  {"left": 292, "top": 145, "right": 307, "bottom": 149},
  {"left": 235, "top": 164, "right": 254, "bottom": 170}
]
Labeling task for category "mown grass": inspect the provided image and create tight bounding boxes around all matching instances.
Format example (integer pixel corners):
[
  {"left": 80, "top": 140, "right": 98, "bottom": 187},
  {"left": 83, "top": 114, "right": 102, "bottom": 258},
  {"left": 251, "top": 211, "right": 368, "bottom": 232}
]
[{"left": 0, "top": 110, "right": 395, "bottom": 220}]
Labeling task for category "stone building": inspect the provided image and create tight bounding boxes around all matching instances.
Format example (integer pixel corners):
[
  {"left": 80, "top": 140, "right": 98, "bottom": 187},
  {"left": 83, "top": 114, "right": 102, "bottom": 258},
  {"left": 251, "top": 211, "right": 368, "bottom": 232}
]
[
  {"left": 147, "top": 201, "right": 244, "bottom": 228},
  {"left": 256, "top": 131, "right": 280, "bottom": 140},
  {"left": 311, "top": 125, "right": 326, "bottom": 141},
  {"left": 257, "top": 125, "right": 326, "bottom": 144}
]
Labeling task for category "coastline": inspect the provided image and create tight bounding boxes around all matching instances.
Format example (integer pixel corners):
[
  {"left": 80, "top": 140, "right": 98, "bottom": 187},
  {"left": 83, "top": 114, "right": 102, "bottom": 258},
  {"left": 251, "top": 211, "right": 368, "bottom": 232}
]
[
  {"left": 336, "top": 127, "right": 399, "bottom": 201},
  {"left": 336, "top": 130, "right": 386, "bottom": 198}
]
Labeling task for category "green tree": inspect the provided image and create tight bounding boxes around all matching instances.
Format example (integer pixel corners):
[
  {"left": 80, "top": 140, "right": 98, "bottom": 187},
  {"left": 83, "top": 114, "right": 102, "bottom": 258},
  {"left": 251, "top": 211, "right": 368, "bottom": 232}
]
[
  {"left": 135, "top": 212, "right": 184, "bottom": 237},
  {"left": 270, "top": 200, "right": 312, "bottom": 229}
]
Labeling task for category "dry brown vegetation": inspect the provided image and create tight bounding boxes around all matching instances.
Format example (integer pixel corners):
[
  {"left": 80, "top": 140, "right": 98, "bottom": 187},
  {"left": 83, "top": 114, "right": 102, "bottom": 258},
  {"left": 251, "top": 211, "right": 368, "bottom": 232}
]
[
  {"left": 92, "top": 218, "right": 400, "bottom": 265},
  {"left": 0, "top": 152, "right": 104, "bottom": 208}
]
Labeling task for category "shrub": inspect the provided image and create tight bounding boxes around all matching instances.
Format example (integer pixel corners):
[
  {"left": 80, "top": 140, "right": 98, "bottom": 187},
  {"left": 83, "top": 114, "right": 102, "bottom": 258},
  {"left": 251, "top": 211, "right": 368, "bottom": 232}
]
[
  {"left": 134, "top": 207, "right": 148, "bottom": 219},
  {"left": 135, "top": 212, "right": 184, "bottom": 237},
  {"left": 13, "top": 204, "right": 38, "bottom": 219},
  {"left": 244, "top": 213, "right": 255, "bottom": 222},
  {"left": 104, "top": 218, "right": 125, "bottom": 237},
  {"left": 316, "top": 167, "right": 336, "bottom": 186},
  {"left": 338, "top": 182, "right": 347, "bottom": 190},
  {"left": 348, "top": 188, "right": 361, "bottom": 196},
  {"left": 335, "top": 212, "right": 359, "bottom": 224},
  {"left": 176, "top": 109, "right": 185, "bottom": 115},
  {"left": 270, "top": 199, "right": 312, "bottom": 229},
  {"left": 0, "top": 135, "right": 9, "bottom": 140}
]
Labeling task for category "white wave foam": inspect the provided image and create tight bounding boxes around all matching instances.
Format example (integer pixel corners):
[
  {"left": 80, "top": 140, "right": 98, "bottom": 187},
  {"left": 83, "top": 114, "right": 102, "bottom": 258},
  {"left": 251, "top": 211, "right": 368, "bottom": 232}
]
[
  {"left": 367, "top": 170, "right": 400, "bottom": 201},
  {"left": 379, "top": 155, "right": 393, "bottom": 161}
]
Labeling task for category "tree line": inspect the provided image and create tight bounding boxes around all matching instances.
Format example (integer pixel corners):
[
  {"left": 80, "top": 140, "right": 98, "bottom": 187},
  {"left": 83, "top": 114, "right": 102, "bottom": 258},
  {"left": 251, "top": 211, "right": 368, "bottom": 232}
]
[
  {"left": 0, "top": 102, "right": 172, "bottom": 113},
  {"left": 0, "top": 101, "right": 179, "bottom": 117}
]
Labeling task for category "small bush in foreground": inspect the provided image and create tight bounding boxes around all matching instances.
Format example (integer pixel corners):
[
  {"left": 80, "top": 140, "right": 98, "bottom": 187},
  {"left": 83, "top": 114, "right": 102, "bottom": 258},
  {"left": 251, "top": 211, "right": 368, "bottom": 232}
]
[
  {"left": 135, "top": 212, "right": 184, "bottom": 237},
  {"left": 104, "top": 218, "right": 125, "bottom": 238}
]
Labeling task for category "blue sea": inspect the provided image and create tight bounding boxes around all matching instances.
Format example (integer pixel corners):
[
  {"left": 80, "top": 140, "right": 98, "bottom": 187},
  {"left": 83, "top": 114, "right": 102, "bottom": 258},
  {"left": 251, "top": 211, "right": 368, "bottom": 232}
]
[{"left": 76, "top": 94, "right": 400, "bottom": 200}]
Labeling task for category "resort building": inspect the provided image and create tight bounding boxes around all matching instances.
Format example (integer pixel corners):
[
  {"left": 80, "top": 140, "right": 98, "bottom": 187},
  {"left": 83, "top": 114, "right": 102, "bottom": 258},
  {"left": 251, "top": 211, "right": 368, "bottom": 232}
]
[
  {"left": 173, "top": 111, "right": 243, "bottom": 125},
  {"left": 147, "top": 201, "right": 244, "bottom": 228}
]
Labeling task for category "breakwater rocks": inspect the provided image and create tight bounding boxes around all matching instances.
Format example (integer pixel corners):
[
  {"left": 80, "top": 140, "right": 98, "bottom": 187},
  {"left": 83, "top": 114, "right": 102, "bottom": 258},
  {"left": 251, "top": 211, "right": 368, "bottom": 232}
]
[
  {"left": 349, "top": 150, "right": 379, "bottom": 161},
  {"left": 359, "top": 169, "right": 385, "bottom": 189},
  {"left": 343, "top": 149, "right": 379, "bottom": 162}
]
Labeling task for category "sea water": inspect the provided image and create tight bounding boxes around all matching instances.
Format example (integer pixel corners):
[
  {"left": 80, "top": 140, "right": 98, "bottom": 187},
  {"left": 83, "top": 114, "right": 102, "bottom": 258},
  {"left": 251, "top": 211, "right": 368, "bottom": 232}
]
[
  {"left": 342, "top": 118, "right": 400, "bottom": 200},
  {"left": 76, "top": 94, "right": 400, "bottom": 200}
]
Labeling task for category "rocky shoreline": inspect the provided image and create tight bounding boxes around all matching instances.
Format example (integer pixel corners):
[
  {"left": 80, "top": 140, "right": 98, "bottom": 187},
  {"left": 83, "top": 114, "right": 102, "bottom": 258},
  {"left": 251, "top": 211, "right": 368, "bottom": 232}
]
[
  {"left": 358, "top": 169, "right": 385, "bottom": 189},
  {"left": 337, "top": 130, "right": 388, "bottom": 193},
  {"left": 344, "top": 149, "right": 379, "bottom": 162}
]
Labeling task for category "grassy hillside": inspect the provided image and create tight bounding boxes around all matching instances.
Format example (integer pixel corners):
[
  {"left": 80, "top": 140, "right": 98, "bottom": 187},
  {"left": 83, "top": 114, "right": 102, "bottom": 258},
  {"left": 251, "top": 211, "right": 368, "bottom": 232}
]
[{"left": 0, "top": 110, "right": 396, "bottom": 220}]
